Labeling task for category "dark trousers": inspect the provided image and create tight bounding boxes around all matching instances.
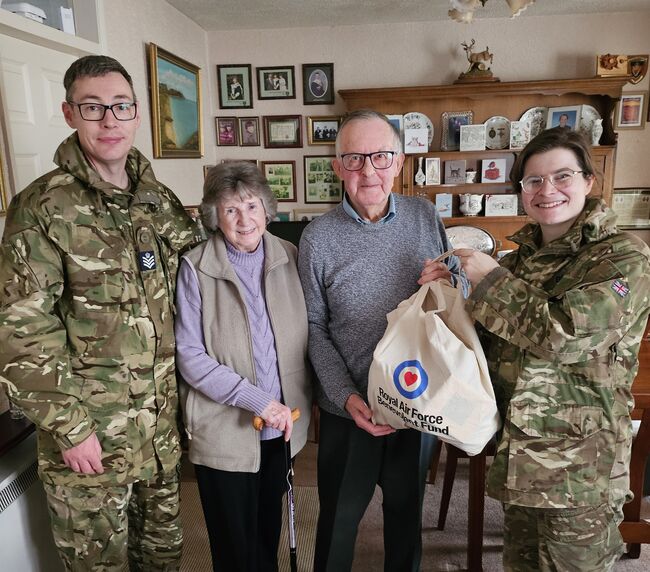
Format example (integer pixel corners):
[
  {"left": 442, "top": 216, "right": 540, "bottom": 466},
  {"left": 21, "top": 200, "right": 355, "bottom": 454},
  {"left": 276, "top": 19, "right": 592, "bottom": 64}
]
[
  {"left": 194, "top": 437, "right": 286, "bottom": 572},
  {"left": 314, "top": 409, "right": 423, "bottom": 572}
]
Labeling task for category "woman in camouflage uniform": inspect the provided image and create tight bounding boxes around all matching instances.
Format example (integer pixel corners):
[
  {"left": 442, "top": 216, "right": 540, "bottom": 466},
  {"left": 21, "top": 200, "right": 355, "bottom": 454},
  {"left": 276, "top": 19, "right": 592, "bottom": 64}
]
[{"left": 424, "top": 127, "right": 650, "bottom": 570}]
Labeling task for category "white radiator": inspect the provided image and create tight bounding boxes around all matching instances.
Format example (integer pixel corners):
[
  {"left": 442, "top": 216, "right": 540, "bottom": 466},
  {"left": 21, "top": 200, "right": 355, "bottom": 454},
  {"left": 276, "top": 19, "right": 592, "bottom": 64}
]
[{"left": 0, "top": 433, "right": 62, "bottom": 571}]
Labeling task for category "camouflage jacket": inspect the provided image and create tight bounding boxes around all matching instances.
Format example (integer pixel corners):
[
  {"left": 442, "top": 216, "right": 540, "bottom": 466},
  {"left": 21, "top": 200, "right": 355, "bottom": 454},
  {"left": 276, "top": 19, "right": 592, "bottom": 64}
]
[
  {"left": 466, "top": 198, "right": 650, "bottom": 509},
  {"left": 0, "top": 133, "right": 198, "bottom": 486}
]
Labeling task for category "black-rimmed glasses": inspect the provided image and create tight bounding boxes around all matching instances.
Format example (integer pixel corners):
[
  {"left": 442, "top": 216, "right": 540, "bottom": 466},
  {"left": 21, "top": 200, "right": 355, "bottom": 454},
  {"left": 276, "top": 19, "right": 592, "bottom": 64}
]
[
  {"left": 519, "top": 169, "right": 585, "bottom": 194},
  {"left": 339, "top": 151, "right": 398, "bottom": 171},
  {"left": 68, "top": 101, "right": 138, "bottom": 121}
]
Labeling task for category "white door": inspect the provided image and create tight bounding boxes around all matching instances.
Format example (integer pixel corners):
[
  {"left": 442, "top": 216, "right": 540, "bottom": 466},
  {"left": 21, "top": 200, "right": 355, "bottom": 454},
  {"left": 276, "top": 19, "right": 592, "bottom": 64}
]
[{"left": 0, "top": 34, "right": 75, "bottom": 194}]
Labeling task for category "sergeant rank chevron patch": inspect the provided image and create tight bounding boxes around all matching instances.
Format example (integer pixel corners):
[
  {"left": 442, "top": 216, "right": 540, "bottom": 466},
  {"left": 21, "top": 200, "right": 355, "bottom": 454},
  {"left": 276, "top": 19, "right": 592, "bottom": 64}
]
[{"left": 138, "top": 250, "right": 157, "bottom": 271}]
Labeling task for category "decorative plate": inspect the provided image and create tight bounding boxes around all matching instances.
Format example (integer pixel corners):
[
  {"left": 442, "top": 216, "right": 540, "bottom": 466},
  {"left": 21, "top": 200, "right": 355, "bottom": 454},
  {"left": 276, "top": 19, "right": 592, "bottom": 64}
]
[
  {"left": 445, "top": 225, "right": 496, "bottom": 256},
  {"left": 484, "top": 116, "right": 510, "bottom": 150},
  {"left": 403, "top": 112, "right": 434, "bottom": 145},
  {"left": 519, "top": 106, "right": 548, "bottom": 138},
  {"left": 578, "top": 104, "right": 602, "bottom": 139}
]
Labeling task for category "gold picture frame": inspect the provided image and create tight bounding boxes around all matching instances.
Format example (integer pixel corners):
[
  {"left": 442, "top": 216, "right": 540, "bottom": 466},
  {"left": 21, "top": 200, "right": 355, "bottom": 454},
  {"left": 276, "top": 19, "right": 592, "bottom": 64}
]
[{"left": 147, "top": 43, "right": 203, "bottom": 158}]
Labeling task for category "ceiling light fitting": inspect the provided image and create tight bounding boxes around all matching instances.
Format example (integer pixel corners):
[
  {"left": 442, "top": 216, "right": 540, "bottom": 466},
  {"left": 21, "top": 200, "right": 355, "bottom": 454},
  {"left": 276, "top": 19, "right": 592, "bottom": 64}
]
[{"left": 448, "top": 0, "right": 535, "bottom": 23}]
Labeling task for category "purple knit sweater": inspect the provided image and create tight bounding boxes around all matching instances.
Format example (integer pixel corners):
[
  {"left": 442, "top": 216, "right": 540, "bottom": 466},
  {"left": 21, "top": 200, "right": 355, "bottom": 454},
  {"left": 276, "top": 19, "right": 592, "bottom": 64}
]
[{"left": 175, "top": 238, "right": 282, "bottom": 441}]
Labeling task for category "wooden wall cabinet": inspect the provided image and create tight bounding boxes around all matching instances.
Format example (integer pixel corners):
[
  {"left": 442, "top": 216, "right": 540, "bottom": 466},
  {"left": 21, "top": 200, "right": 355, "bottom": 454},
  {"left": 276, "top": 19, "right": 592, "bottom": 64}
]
[{"left": 339, "top": 77, "right": 627, "bottom": 251}]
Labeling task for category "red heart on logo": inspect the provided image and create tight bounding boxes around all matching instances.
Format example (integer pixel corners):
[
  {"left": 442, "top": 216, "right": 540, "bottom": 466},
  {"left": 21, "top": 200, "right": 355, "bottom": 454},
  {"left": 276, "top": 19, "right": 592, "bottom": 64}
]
[{"left": 404, "top": 372, "right": 418, "bottom": 386}]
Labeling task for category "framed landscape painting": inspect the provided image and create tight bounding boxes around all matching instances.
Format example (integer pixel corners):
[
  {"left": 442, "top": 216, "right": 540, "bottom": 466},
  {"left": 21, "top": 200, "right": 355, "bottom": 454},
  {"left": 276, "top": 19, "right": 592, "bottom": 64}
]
[{"left": 147, "top": 43, "right": 203, "bottom": 158}]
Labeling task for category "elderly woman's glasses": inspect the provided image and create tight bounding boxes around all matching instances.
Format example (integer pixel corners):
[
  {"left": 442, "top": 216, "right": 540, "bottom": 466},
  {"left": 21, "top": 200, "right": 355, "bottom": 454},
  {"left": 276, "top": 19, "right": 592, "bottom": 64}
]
[
  {"left": 519, "top": 169, "right": 585, "bottom": 194},
  {"left": 339, "top": 151, "right": 397, "bottom": 171}
]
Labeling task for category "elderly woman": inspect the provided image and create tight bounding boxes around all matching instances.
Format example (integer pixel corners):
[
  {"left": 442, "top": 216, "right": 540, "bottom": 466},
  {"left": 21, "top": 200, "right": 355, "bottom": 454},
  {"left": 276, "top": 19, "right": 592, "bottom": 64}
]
[{"left": 175, "top": 161, "right": 312, "bottom": 571}]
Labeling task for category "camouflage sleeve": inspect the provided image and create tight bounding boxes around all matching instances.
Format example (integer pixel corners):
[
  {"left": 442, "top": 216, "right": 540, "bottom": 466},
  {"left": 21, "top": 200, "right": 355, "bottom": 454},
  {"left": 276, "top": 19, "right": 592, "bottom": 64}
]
[
  {"left": 0, "top": 199, "right": 95, "bottom": 448},
  {"left": 466, "top": 249, "right": 650, "bottom": 363}
]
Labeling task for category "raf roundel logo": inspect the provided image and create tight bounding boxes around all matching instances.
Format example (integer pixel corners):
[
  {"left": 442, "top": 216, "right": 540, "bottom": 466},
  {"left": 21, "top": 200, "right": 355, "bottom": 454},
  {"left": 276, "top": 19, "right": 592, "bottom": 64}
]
[{"left": 393, "top": 360, "right": 428, "bottom": 399}]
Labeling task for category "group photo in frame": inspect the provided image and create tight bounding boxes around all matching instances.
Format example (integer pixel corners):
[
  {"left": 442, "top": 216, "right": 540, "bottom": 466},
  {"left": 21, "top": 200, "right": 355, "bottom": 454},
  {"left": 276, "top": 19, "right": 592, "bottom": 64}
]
[
  {"left": 546, "top": 105, "right": 581, "bottom": 130},
  {"left": 616, "top": 92, "right": 648, "bottom": 129},
  {"left": 261, "top": 161, "right": 297, "bottom": 202},
  {"left": 294, "top": 208, "right": 329, "bottom": 221},
  {"left": 147, "top": 43, "right": 203, "bottom": 158},
  {"left": 217, "top": 64, "right": 253, "bottom": 109},
  {"left": 441, "top": 111, "right": 473, "bottom": 151},
  {"left": 303, "top": 155, "right": 343, "bottom": 204},
  {"left": 307, "top": 116, "right": 341, "bottom": 145},
  {"left": 302, "top": 63, "right": 335, "bottom": 105},
  {"left": 238, "top": 116, "right": 260, "bottom": 146},
  {"left": 263, "top": 115, "right": 302, "bottom": 148},
  {"left": 256, "top": 66, "right": 295, "bottom": 100},
  {"left": 215, "top": 117, "right": 238, "bottom": 146}
]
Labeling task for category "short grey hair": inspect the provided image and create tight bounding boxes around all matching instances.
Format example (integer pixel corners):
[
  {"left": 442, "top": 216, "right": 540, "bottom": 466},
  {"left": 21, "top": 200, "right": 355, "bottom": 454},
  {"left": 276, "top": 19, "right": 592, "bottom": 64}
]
[
  {"left": 201, "top": 162, "right": 277, "bottom": 232},
  {"left": 335, "top": 109, "right": 403, "bottom": 156}
]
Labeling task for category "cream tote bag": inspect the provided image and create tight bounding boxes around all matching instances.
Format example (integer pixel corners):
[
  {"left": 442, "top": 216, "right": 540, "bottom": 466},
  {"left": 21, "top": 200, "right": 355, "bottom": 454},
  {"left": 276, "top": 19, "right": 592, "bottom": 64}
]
[{"left": 367, "top": 279, "right": 500, "bottom": 455}]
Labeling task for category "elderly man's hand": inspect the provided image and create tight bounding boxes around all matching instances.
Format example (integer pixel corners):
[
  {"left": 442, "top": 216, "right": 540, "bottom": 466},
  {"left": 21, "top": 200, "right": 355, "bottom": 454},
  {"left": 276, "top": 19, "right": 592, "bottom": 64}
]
[
  {"left": 260, "top": 400, "right": 294, "bottom": 441},
  {"left": 418, "top": 258, "right": 453, "bottom": 285},
  {"left": 61, "top": 432, "right": 104, "bottom": 474},
  {"left": 345, "top": 394, "right": 396, "bottom": 436}
]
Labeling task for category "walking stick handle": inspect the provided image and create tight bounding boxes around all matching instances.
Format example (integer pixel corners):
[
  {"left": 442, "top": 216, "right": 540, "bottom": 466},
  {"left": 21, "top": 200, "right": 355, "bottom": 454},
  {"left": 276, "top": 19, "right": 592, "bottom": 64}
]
[{"left": 253, "top": 408, "right": 301, "bottom": 431}]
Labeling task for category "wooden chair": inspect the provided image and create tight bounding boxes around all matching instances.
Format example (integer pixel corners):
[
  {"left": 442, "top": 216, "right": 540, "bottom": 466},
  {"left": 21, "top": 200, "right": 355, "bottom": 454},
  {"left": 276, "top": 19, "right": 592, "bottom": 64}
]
[{"left": 428, "top": 439, "right": 496, "bottom": 572}]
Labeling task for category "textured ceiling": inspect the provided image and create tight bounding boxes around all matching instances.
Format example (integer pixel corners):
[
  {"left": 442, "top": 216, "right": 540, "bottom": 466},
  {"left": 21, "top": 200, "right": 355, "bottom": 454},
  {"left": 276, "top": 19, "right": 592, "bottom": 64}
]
[{"left": 165, "top": 0, "right": 650, "bottom": 31}]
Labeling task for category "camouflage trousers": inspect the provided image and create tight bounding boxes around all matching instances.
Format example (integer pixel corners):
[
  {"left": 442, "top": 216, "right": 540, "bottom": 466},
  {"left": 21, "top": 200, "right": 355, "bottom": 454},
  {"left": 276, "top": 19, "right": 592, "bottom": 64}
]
[
  {"left": 502, "top": 503, "right": 624, "bottom": 571},
  {"left": 42, "top": 470, "right": 182, "bottom": 571}
]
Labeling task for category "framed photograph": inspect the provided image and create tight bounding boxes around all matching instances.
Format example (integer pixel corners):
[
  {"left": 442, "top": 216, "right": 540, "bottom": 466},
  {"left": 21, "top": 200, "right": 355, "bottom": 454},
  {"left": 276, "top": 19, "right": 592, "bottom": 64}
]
[
  {"left": 273, "top": 211, "right": 294, "bottom": 222},
  {"left": 220, "top": 159, "right": 258, "bottom": 166},
  {"left": 263, "top": 115, "right": 302, "bottom": 148},
  {"left": 147, "top": 43, "right": 203, "bottom": 158},
  {"left": 215, "top": 117, "right": 238, "bottom": 146},
  {"left": 485, "top": 194, "right": 519, "bottom": 216},
  {"left": 615, "top": 92, "right": 648, "bottom": 130},
  {"left": 217, "top": 64, "right": 253, "bottom": 109},
  {"left": 481, "top": 158, "right": 507, "bottom": 183},
  {"left": 302, "top": 63, "right": 335, "bottom": 105},
  {"left": 261, "top": 161, "right": 297, "bottom": 202},
  {"left": 425, "top": 157, "right": 441, "bottom": 186},
  {"left": 386, "top": 114, "right": 404, "bottom": 146},
  {"left": 303, "top": 155, "right": 343, "bottom": 204},
  {"left": 444, "top": 159, "right": 466, "bottom": 184},
  {"left": 441, "top": 111, "right": 473, "bottom": 151},
  {"left": 238, "top": 116, "right": 260, "bottom": 146},
  {"left": 546, "top": 106, "right": 581, "bottom": 131},
  {"left": 459, "top": 124, "right": 486, "bottom": 151},
  {"left": 404, "top": 128, "right": 428, "bottom": 154},
  {"left": 612, "top": 188, "right": 650, "bottom": 228},
  {"left": 307, "top": 116, "right": 341, "bottom": 145},
  {"left": 256, "top": 66, "right": 296, "bottom": 100},
  {"left": 294, "top": 208, "right": 329, "bottom": 221},
  {"left": 596, "top": 54, "right": 629, "bottom": 77}
]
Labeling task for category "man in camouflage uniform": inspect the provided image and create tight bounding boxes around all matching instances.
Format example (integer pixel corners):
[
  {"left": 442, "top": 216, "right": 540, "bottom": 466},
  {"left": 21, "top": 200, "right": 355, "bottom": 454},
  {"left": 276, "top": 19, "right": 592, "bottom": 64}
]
[
  {"left": 0, "top": 55, "right": 198, "bottom": 571},
  {"left": 425, "top": 128, "right": 650, "bottom": 570}
]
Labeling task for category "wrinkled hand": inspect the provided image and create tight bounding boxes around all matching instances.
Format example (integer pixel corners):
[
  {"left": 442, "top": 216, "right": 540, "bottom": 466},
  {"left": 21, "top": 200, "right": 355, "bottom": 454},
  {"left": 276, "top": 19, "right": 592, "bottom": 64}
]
[
  {"left": 345, "top": 394, "right": 395, "bottom": 437},
  {"left": 260, "top": 400, "right": 294, "bottom": 441},
  {"left": 61, "top": 432, "right": 104, "bottom": 474},
  {"left": 454, "top": 248, "right": 499, "bottom": 286},
  {"left": 417, "top": 258, "right": 453, "bottom": 286}
]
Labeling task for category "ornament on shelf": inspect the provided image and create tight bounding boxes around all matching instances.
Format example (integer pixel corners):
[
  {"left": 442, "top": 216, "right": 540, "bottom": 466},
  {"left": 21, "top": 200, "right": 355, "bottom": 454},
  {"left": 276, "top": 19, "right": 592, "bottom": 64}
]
[{"left": 415, "top": 157, "right": 426, "bottom": 187}]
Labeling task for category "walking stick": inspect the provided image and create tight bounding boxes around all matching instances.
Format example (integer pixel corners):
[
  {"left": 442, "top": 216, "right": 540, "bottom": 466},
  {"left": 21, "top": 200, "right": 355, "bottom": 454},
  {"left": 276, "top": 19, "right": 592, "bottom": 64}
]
[{"left": 253, "top": 408, "right": 301, "bottom": 572}]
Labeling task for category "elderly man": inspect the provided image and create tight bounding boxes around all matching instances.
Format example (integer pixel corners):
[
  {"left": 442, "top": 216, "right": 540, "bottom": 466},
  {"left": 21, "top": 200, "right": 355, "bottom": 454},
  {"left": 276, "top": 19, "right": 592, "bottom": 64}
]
[
  {"left": 298, "top": 109, "right": 466, "bottom": 571},
  {"left": 0, "top": 55, "right": 198, "bottom": 570}
]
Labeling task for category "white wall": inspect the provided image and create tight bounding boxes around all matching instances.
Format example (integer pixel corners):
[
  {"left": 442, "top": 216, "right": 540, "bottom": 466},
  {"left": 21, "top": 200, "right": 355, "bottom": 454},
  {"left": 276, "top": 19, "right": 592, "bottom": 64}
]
[
  {"left": 102, "top": 0, "right": 210, "bottom": 207},
  {"left": 204, "top": 11, "right": 650, "bottom": 215}
]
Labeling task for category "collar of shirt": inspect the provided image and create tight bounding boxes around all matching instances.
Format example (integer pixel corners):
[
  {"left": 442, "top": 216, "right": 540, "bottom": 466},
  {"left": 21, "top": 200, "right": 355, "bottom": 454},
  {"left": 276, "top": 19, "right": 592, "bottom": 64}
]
[{"left": 342, "top": 192, "right": 396, "bottom": 224}]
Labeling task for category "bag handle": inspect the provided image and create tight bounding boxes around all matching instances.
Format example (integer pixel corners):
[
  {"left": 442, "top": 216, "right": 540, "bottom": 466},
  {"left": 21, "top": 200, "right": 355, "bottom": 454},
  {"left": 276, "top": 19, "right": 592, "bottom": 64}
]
[
  {"left": 412, "top": 281, "right": 447, "bottom": 313},
  {"left": 432, "top": 248, "right": 457, "bottom": 264}
]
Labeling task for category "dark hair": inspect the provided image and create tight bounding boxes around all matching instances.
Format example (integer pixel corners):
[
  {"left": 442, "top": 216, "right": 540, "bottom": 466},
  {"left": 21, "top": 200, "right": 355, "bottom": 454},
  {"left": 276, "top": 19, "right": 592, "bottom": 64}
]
[
  {"left": 201, "top": 162, "right": 277, "bottom": 231},
  {"left": 63, "top": 55, "right": 135, "bottom": 102},
  {"left": 510, "top": 127, "right": 598, "bottom": 191},
  {"left": 336, "top": 109, "right": 402, "bottom": 154}
]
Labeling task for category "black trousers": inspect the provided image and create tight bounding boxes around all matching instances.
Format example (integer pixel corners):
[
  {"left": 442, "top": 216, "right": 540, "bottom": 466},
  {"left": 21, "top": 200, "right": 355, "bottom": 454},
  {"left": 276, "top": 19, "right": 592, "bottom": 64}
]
[
  {"left": 194, "top": 437, "right": 286, "bottom": 572},
  {"left": 314, "top": 409, "right": 423, "bottom": 572}
]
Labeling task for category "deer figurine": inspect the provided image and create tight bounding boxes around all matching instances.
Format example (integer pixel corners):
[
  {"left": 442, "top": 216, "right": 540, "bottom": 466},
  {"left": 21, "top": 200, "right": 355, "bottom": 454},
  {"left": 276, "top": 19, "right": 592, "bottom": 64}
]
[{"left": 461, "top": 39, "right": 493, "bottom": 72}]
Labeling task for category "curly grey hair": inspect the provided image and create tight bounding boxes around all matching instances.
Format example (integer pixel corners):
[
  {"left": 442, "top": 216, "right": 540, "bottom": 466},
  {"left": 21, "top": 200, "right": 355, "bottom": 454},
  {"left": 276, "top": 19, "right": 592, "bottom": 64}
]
[{"left": 201, "top": 161, "right": 277, "bottom": 232}]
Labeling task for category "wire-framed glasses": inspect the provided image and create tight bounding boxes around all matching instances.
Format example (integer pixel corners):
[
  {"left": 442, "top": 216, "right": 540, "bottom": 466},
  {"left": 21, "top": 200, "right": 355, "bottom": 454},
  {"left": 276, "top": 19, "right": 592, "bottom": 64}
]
[
  {"left": 339, "top": 151, "right": 398, "bottom": 171},
  {"left": 519, "top": 169, "right": 585, "bottom": 194},
  {"left": 68, "top": 101, "right": 138, "bottom": 121}
]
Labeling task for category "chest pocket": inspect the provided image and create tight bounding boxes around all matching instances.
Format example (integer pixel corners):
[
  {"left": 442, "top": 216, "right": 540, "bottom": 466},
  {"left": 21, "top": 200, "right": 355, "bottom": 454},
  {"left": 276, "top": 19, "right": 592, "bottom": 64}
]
[{"left": 48, "top": 220, "right": 126, "bottom": 313}]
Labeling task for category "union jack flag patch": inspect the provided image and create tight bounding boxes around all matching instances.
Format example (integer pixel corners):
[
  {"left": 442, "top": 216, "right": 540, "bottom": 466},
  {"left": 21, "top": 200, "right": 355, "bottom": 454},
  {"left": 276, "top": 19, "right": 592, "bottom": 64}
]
[
  {"left": 138, "top": 250, "right": 157, "bottom": 271},
  {"left": 611, "top": 280, "right": 629, "bottom": 297}
]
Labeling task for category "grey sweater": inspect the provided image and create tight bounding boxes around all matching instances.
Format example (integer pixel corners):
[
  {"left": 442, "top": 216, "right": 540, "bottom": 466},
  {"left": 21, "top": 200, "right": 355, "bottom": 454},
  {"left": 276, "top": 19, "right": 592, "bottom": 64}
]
[{"left": 298, "top": 194, "right": 466, "bottom": 418}]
